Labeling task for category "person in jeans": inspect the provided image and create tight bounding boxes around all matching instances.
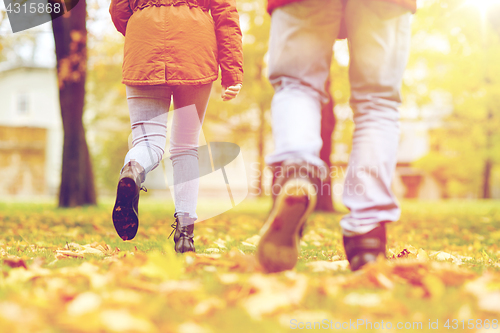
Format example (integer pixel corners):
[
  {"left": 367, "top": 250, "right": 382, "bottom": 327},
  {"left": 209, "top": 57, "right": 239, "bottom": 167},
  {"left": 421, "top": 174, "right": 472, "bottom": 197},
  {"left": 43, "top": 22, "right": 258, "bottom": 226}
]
[
  {"left": 109, "top": 0, "right": 243, "bottom": 252},
  {"left": 257, "top": 0, "right": 415, "bottom": 272}
]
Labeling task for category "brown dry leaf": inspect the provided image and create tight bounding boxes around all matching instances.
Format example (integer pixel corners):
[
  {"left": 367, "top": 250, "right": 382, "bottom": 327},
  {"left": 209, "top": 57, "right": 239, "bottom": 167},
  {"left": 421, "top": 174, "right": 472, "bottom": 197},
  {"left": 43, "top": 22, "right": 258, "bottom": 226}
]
[
  {"left": 392, "top": 245, "right": 420, "bottom": 259},
  {"left": 362, "top": 262, "right": 395, "bottom": 290},
  {"left": 85, "top": 243, "right": 115, "bottom": 256},
  {"left": 2, "top": 257, "right": 27, "bottom": 269},
  {"left": 393, "top": 248, "right": 410, "bottom": 258},
  {"left": 55, "top": 243, "right": 116, "bottom": 260},
  {"left": 430, "top": 262, "right": 477, "bottom": 286},
  {"left": 391, "top": 261, "right": 429, "bottom": 286},
  {"left": 55, "top": 250, "right": 85, "bottom": 259}
]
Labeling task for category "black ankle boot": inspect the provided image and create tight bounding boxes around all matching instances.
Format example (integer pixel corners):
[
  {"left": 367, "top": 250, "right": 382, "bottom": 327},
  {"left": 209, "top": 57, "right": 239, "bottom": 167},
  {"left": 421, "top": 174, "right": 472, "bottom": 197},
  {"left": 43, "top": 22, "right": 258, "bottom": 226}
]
[
  {"left": 170, "top": 213, "right": 195, "bottom": 253},
  {"left": 343, "top": 224, "right": 386, "bottom": 271},
  {"left": 112, "top": 161, "right": 146, "bottom": 240}
]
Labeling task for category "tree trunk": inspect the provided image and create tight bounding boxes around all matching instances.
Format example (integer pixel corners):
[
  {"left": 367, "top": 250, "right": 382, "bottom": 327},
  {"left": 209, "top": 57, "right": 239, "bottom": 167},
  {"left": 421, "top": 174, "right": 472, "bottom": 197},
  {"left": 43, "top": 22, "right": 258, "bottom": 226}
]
[
  {"left": 482, "top": 158, "right": 492, "bottom": 199},
  {"left": 315, "top": 83, "right": 335, "bottom": 212},
  {"left": 51, "top": 0, "right": 96, "bottom": 207},
  {"left": 254, "top": 59, "right": 266, "bottom": 197},
  {"left": 482, "top": 106, "right": 493, "bottom": 199},
  {"left": 257, "top": 101, "right": 266, "bottom": 197}
]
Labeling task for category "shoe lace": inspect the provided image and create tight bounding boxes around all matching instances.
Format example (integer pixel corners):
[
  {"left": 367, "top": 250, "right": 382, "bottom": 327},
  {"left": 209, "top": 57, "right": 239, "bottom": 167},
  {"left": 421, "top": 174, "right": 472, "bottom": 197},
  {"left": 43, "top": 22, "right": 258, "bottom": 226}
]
[
  {"left": 168, "top": 218, "right": 177, "bottom": 239},
  {"left": 132, "top": 186, "right": 147, "bottom": 204},
  {"left": 168, "top": 214, "right": 193, "bottom": 240}
]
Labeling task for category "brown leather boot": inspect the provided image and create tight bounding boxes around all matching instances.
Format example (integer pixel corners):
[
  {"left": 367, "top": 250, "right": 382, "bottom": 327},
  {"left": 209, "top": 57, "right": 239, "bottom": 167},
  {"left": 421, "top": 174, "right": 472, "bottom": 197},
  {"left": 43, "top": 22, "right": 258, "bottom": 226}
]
[
  {"left": 257, "top": 159, "right": 324, "bottom": 273},
  {"left": 343, "top": 224, "right": 386, "bottom": 271},
  {"left": 112, "top": 161, "right": 146, "bottom": 240},
  {"left": 170, "top": 213, "right": 195, "bottom": 253}
]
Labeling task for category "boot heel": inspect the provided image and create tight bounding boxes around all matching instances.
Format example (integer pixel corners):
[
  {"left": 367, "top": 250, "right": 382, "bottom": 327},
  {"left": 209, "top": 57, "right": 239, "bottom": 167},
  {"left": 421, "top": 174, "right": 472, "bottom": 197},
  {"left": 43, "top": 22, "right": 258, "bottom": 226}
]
[{"left": 112, "top": 161, "right": 144, "bottom": 241}]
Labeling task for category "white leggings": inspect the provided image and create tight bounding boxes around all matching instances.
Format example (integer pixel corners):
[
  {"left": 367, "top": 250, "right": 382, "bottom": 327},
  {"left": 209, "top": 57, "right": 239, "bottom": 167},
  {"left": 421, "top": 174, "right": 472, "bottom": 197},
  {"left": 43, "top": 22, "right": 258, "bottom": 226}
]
[{"left": 124, "top": 83, "right": 213, "bottom": 220}]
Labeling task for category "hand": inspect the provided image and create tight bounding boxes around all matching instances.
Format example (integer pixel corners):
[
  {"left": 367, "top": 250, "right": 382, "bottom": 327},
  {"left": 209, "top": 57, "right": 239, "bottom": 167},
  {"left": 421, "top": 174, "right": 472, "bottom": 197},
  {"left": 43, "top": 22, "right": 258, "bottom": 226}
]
[{"left": 221, "top": 83, "right": 242, "bottom": 101}]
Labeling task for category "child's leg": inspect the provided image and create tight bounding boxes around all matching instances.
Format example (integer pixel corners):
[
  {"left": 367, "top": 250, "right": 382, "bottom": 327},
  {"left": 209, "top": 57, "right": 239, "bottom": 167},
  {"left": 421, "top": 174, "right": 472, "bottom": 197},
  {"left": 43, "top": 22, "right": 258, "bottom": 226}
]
[
  {"left": 124, "top": 85, "right": 172, "bottom": 183},
  {"left": 170, "top": 83, "right": 213, "bottom": 222},
  {"left": 113, "top": 85, "right": 171, "bottom": 241}
]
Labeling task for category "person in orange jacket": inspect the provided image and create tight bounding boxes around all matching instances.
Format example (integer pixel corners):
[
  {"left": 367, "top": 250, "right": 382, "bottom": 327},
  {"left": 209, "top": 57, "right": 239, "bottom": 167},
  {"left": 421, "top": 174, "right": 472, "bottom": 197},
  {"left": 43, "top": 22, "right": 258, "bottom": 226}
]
[
  {"left": 257, "top": 0, "right": 415, "bottom": 272},
  {"left": 109, "top": 0, "right": 243, "bottom": 253}
]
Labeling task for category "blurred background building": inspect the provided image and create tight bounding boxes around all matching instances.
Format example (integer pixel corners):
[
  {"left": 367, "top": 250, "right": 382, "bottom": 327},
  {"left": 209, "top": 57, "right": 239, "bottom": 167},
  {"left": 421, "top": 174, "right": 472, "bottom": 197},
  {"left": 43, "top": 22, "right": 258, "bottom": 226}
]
[{"left": 0, "top": 61, "right": 62, "bottom": 197}]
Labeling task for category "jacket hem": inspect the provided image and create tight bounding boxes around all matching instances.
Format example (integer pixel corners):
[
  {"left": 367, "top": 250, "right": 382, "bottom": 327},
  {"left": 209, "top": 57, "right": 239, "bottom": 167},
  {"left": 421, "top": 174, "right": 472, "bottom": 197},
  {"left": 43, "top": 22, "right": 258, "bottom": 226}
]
[{"left": 122, "top": 74, "right": 218, "bottom": 86}]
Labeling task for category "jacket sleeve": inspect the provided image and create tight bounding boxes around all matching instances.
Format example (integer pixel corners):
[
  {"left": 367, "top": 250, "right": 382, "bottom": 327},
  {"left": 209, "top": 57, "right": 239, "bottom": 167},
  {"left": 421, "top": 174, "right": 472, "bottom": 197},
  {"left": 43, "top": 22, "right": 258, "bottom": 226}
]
[
  {"left": 109, "top": 0, "right": 133, "bottom": 36},
  {"left": 210, "top": 0, "right": 244, "bottom": 87}
]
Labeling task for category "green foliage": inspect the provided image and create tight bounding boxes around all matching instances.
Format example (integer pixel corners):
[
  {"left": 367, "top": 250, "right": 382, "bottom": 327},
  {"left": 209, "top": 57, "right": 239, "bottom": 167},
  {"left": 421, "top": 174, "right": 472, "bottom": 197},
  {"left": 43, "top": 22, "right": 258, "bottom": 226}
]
[
  {"left": 407, "top": 0, "right": 500, "bottom": 197},
  {"left": 204, "top": 0, "right": 273, "bottom": 146},
  {"left": 85, "top": 34, "right": 130, "bottom": 192}
]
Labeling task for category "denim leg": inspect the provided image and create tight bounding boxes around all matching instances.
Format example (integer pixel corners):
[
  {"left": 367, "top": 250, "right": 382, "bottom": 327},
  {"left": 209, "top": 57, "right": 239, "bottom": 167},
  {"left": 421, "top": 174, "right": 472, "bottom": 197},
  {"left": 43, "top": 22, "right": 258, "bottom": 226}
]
[
  {"left": 124, "top": 85, "right": 172, "bottom": 183},
  {"left": 169, "top": 83, "right": 212, "bottom": 220},
  {"left": 340, "top": 0, "right": 412, "bottom": 234},
  {"left": 265, "top": 0, "right": 342, "bottom": 169}
]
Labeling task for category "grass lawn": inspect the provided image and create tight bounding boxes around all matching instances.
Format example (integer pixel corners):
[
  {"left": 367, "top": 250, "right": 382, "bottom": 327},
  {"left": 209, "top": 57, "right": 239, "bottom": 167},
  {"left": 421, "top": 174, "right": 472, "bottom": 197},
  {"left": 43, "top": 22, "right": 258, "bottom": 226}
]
[{"left": 0, "top": 197, "right": 499, "bottom": 332}]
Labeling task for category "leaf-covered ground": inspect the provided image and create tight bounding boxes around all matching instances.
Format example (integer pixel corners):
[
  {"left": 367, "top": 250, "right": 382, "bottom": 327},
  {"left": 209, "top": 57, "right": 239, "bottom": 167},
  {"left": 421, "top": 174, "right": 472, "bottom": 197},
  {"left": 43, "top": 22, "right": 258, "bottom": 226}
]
[{"left": 1, "top": 198, "right": 500, "bottom": 332}]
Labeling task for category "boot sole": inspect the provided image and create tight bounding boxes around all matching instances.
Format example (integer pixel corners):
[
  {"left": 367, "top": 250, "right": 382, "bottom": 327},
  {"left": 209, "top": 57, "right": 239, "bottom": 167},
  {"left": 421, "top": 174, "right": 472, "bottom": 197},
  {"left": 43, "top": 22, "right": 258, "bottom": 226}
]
[
  {"left": 257, "top": 179, "right": 317, "bottom": 273},
  {"left": 112, "top": 177, "right": 139, "bottom": 241}
]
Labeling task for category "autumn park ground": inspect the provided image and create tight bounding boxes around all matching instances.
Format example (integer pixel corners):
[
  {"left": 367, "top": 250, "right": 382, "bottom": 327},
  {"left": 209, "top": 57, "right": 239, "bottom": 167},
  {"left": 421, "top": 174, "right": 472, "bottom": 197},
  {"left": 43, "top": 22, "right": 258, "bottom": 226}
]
[{"left": 0, "top": 198, "right": 500, "bottom": 333}]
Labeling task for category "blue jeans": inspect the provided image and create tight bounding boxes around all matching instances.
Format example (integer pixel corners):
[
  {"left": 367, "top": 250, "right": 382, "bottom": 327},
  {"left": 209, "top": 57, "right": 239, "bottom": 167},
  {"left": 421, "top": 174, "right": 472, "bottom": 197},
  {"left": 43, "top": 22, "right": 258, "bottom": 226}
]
[
  {"left": 124, "top": 83, "right": 212, "bottom": 220},
  {"left": 266, "top": 0, "right": 412, "bottom": 234}
]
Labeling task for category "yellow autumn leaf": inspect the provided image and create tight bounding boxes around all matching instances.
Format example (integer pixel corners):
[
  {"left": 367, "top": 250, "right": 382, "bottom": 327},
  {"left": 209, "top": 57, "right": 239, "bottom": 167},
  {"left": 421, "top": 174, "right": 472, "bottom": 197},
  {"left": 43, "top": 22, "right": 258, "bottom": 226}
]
[
  {"left": 100, "top": 309, "right": 157, "bottom": 333},
  {"left": 306, "top": 260, "right": 349, "bottom": 272}
]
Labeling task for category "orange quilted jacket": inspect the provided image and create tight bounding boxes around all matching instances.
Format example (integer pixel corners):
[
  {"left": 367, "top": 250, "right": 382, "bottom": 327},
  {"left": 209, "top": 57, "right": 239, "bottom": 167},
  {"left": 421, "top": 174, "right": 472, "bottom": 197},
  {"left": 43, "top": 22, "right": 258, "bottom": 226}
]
[{"left": 110, "top": 0, "right": 243, "bottom": 86}]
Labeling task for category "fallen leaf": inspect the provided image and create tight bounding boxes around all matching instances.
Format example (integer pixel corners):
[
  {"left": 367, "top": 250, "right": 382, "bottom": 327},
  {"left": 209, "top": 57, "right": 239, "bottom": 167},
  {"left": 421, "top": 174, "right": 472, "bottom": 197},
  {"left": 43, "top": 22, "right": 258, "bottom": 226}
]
[
  {"left": 477, "top": 292, "right": 500, "bottom": 313},
  {"left": 243, "top": 235, "right": 260, "bottom": 246},
  {"left": 306, "top": 260, "right": 349, "bottom": 272},
  {"left": 242, "top": 274, "right": 308, "bottom": 319},
  {"left": 67, "top": 292, "right": 102, "bottom": 316},
  {"left": 177, "top": 322, "right": 211, "bottom": 333},
  {"left": 344, "top": 292, "right": 382, "bottom": 307},
  {"left": 193, "top": 297, "right": 226, "bottom": 316},
  {"left": 100, "top": 309, "right": 157, "bottom": 333},
  {"left": 2, "top": 257, "right": 27, "bottom": 269}
]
